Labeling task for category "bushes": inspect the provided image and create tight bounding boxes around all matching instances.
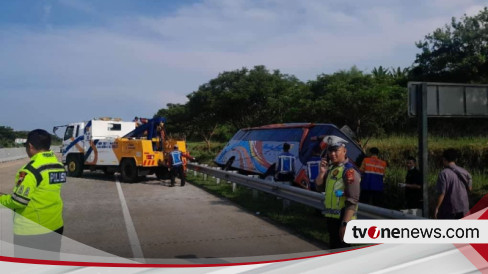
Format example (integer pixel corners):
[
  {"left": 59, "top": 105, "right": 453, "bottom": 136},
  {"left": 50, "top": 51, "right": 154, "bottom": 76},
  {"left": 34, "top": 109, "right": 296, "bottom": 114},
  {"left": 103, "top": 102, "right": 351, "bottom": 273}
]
[
  {"left": 186, "top": 141, "right": 226, "bottom": 164},
  {"left": 367, "top": 135, "right": 488, "bottom": 171},
  {"left": 368, "top": 135, "right": 488, "bottom": 213}
]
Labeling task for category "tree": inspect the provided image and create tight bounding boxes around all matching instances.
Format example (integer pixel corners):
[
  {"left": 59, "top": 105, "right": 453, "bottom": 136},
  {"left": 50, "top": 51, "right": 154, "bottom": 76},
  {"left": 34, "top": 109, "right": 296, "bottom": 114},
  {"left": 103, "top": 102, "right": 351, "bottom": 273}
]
[
  {"left": 154, "top": 103, "right": 191, "bottom": 138},
  {"left": 308, "top": 67, "right": 407, "bottom": 138},
  {"left": 0, "top": 126, "right": 16, "bottom": 147},
  {"left": 186, "top": 89, "right": 221, "bottom": 150},
  {"left": 410, "top": 7, "right": 488, "bottom": 83},
  {"left": 371, "top": 66, "right": 390, "bottom": 79},
  {"left": 157, "top": 66, "right": 307, "bottom": 149}
]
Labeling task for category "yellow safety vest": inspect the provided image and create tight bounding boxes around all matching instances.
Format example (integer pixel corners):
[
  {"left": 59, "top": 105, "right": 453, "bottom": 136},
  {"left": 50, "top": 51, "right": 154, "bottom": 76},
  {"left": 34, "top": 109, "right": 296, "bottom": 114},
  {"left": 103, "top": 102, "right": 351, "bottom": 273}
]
[
  {"left": 0, "top": 151, "right": 65, "bottom": 235},
  {"left": 324, "top": 164, "right": 358, "bottom": 219}
]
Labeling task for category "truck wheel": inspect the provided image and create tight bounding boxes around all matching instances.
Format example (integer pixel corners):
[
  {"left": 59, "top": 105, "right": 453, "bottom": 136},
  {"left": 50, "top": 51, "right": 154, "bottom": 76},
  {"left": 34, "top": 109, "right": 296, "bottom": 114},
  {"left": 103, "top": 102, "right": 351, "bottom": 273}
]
[
  {"left": 67, "top": 155, "right": 83, "bottom": 177},
  {"left": 121, "top": 159, "right": 138, "bottom": 183}
]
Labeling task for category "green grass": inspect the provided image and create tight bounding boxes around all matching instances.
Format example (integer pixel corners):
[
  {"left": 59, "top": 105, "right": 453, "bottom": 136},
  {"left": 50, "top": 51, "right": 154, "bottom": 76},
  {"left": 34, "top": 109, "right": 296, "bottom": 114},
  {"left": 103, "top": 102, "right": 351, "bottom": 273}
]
[
  {"left": 366, "top": 135, "right": 488, "bottom": 148},
  {"left": 367, "top": 135, "right": 488, "bottom": 213}
]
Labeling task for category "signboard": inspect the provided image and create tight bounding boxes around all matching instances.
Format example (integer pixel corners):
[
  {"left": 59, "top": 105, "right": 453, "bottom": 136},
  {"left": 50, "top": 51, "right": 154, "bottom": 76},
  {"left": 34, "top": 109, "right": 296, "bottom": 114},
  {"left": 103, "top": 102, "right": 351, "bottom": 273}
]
[{"left": 408, "top": 82, "right": 488, "bottom": 117}]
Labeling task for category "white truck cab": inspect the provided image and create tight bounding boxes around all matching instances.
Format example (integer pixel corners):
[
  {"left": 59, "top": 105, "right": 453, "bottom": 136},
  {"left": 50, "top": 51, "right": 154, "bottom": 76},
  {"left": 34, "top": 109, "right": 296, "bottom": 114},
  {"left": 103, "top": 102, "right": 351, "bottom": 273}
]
[{"left": 56, "top": 118, "right": 136, "bottom": 176}]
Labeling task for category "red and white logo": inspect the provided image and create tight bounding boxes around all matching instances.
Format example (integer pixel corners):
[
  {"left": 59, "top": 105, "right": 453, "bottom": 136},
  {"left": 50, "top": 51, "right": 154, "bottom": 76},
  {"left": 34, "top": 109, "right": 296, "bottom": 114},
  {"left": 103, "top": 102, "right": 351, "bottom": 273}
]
[{"left": 368, "top": 226, "right": 380, "bottom": 239}]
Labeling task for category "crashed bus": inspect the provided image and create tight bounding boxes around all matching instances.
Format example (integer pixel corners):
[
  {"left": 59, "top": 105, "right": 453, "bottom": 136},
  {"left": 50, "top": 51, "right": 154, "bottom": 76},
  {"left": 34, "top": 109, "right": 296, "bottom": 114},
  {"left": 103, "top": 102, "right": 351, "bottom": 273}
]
[{"left": 214, "top": 123, "right": 365, "bottom": 190}]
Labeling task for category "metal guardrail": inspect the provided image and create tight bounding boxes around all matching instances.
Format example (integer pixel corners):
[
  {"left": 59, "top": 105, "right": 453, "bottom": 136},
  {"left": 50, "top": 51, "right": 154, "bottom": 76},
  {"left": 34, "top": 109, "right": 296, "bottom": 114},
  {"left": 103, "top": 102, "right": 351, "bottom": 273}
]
[{"left": 187, "top": 163, "right": 425, "bottom": 220}]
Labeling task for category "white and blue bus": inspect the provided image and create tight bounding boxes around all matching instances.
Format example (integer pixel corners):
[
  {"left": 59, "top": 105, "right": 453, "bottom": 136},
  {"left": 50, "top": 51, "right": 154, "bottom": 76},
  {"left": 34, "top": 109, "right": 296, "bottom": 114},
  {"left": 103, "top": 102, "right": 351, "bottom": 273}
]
[{"left": 214, "top": 123, "right": 365, "bottom": 191}]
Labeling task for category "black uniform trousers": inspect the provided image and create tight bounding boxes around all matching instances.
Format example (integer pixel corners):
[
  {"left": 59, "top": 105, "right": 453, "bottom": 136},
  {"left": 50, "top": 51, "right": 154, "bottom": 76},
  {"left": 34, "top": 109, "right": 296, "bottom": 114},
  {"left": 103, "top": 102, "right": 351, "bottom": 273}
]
[
  {"left": 170, "top": 165, "right": 185, "bottom": 186},
  {"left": 275, "top": 172, "right": 294, "bottom": 184},
  {"left": 326, "top": 218, "right": 350, "bottom": 249}
]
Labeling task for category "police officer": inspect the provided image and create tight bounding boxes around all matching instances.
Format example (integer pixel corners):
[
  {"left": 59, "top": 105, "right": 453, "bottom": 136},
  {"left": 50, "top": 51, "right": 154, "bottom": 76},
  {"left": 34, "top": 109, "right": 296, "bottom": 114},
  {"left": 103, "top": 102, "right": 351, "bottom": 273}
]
[
  {"left": 316, "top": 136, "right": 361, "bottom": 249},
  {"left": 169, "top": 145, "right": 194, "bottom": 187},
  {"left": 274, "top": 143, "right": 296, "bottom": 184},
  {"left": 0, "top": 129, "right": 66, "bottom": 259}
]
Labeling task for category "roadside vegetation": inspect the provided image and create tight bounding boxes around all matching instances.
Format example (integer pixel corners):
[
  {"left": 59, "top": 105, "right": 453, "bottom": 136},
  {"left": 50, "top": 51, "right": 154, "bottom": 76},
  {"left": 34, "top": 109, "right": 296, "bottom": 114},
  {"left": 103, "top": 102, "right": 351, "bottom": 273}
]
[{"left": 187, "top": 135, "right": 488, "bottom": 215}]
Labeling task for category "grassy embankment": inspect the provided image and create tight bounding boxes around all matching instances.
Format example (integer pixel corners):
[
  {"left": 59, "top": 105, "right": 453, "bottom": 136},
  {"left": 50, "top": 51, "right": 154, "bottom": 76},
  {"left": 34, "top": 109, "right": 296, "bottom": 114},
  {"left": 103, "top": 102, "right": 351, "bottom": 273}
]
[{"left": 185, "top": 136, "right": 488, "bottom": 246}]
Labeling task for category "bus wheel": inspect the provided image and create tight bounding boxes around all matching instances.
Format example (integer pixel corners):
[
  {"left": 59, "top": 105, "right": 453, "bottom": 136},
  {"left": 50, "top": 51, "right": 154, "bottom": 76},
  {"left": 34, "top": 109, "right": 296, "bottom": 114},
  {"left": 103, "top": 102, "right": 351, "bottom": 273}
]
[
  {"left": 121, "top": 159, "right": 138, "bottom": 183},
  {"left": 67, "top": 155, "right": 83, "bottom": 177}
]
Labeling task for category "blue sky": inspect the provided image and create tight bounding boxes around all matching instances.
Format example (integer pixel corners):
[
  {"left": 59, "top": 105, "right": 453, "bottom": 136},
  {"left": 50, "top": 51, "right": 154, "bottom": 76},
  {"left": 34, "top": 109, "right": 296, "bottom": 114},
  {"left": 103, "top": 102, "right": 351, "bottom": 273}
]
[{"left": 0, "top": 0, "right": 486, "bottom": 132}]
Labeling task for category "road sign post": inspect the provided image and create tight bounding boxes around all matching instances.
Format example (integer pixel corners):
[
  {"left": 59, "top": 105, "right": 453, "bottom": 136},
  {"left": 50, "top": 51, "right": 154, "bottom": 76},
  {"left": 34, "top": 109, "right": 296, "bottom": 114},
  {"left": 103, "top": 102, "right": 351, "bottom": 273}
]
[{"left": 416, "top": 83, "right": 429, "bottom": 218}]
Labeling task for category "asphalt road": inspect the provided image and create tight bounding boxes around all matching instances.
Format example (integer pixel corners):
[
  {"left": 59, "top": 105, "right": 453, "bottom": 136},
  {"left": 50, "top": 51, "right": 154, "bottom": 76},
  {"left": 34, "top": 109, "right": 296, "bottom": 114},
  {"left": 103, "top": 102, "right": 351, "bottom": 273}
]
[{"left": 0, "top": 157, "right": 326, "bottom": 263}]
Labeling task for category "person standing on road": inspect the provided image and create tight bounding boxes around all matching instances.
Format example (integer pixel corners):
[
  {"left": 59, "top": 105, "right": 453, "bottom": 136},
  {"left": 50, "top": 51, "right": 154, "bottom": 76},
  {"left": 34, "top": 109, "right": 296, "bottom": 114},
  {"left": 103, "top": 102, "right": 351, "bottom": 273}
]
[
  {"left": 434, "top": 148, "right": 472, "bottom": 219},
  {"left": 0, "top": 129, "right": 66, "bottom": 259},
  {"left": 169, "top": 145, "right": 195, "bottom": 187},
  {"left": 316, "top": 136, "right": 361, "bottom": 249},
  {"left": 274, "top": 143, "right": 296, "bottom": 185},
  {"left": 360, "top": 147, "right": 387, "bottom": 206},
  {"left": 398, "top": 156, "right": 422, "bottom": 214}
]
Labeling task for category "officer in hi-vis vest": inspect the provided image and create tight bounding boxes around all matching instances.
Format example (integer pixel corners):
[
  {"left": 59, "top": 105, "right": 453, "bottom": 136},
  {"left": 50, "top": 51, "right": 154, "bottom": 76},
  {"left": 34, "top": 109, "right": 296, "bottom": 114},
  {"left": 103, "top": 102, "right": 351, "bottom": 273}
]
[
  {"left": 0, "top": 129, "right": 66, "bottom": 260},
  {"left": 316, "top": 135, "right": 360, "bottom": 249}
]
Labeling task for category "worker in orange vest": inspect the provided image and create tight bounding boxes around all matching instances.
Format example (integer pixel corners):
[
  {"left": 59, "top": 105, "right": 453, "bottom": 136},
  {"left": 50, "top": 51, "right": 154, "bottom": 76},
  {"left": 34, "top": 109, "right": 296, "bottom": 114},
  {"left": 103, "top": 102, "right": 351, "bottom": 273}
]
[{"left": 360, "top": 147, "right": 387, "bottom": 206}]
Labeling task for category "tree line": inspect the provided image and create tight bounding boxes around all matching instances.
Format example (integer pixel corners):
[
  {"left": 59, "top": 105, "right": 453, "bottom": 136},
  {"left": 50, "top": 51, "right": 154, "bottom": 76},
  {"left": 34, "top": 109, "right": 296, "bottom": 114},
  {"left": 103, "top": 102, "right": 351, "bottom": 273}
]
[
  {"left": 157, "top": 7, "right": 488, "bottom": 148},
  {"left": 0, "top": 126, "right": 62, "bottom": 148},
  {"left": 0, "top": 126, "right": 29, "bottom": 148}
]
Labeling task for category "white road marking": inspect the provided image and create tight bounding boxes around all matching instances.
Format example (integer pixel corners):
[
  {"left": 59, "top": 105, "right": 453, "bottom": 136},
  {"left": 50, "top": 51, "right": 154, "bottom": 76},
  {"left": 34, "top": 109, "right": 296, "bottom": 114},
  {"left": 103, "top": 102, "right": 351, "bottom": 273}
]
[{"left": 115, "top": 177, "right": 145, "bottom": 263}]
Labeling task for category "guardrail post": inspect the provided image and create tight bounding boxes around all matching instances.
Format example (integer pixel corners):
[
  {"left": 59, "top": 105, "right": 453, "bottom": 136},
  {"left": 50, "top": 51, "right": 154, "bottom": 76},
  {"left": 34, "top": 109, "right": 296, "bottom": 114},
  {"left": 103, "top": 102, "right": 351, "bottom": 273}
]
[
  {"left": 249, "top": 175, "right": 259, "bottom": 199},
  {"left": 202, "top": 164, "right": 208, "bottom": 180},
  {"left": 229, "top": 171, "right": 237, "bottom": 184},
  {"left": 215, "top": 167, "right": 221, "bottom": 184},
  {"left": 278, "top": 181, "right": 291, "bottom": 210},
  {"left": 211, "top": 167, "right": 216, "bottom": 182}
]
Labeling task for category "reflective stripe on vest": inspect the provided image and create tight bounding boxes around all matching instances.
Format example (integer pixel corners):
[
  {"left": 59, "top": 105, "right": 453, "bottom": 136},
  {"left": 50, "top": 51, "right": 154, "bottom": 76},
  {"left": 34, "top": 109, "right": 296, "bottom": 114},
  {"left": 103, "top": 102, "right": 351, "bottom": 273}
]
[
  {"left": 171, "top": 151, "right": 183, "bottom": 166},
  {"left": 324, "top": 165, "right": 358, "bottom": 219},
  {"left": 278, "top": 155, "right": 294, "bottom": 173},
  {"left": 363, "top": 157, "right": 386, "bottom": 175},
  {"left": 307, "top": 160, "right": 321, "bottom": 182}
]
